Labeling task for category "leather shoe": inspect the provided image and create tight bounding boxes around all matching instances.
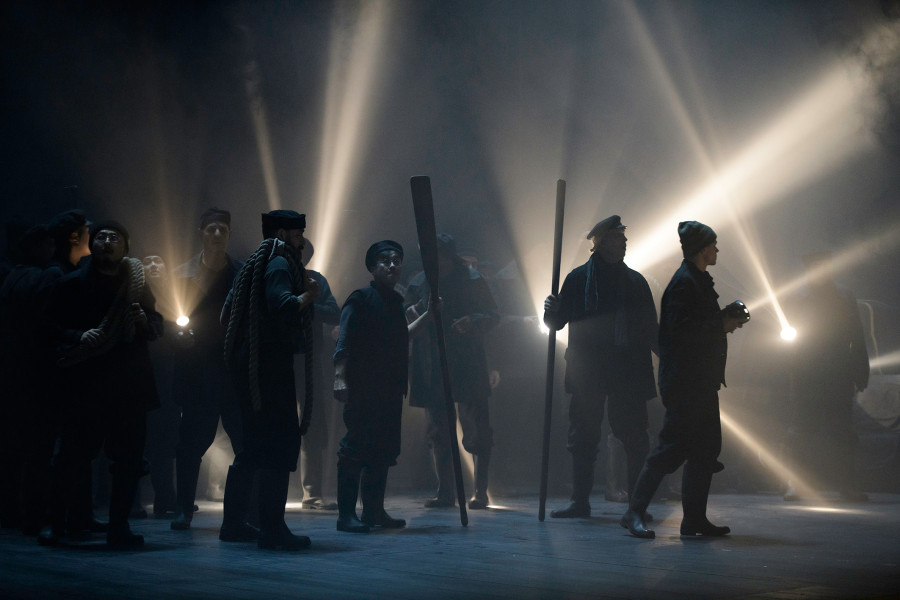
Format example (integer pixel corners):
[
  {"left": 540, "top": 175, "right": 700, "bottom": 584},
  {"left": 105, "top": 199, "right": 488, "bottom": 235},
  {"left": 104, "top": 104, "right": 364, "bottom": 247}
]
[
  {"left": 680, "top": 518, "right": 730, "bottom": 536},
  {"left": 620, "top": 509, "right": 655, "bottom": 539},
  {"left": 361, "top": 510, "right": 406, "bottom": 529},
  {"left": 107, "top": 527, "right": 144, "bottom": 549},
  {"left": 219, "top": 521, "right": 260, "bottom": 542},
  {"left": 301, "top": 498, "right": 338, "bottom": 511},
  {"left": 550, "top": 501, "right": 590, "bottom": 518},
  {"left": 468, "top": 495, "right": 489, "bottom": 510},
  {"left": 424, "top": 497, "right": 454, "bottom": 508},
  {"left": 170, "top": 508, "right": 192, "bottom": 531},
  {"left": 258, "top": 525, "right": 310, "bottom": 551},
  {"left": 336, "top": 515, "right": 370, "bottom": 533}
]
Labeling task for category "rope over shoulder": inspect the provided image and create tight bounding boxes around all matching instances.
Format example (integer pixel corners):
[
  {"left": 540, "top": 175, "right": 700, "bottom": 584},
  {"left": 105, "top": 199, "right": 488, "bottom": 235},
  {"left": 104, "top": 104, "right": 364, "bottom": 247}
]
[
  {"left": 223, "top": 238, "right": 315, "bottom": 416},
  {"left": 58, "top": 256, "right": 146, "bottom": 368}
]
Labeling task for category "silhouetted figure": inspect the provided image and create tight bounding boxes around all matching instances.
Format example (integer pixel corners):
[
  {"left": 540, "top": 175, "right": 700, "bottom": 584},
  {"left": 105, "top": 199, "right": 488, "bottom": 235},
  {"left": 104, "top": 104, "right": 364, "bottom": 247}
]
[
  {"left": 782, "top": 252, "right": 870, "bottom": 502},
  {"left": 544, "top": 215, "right": 659, "bottom": 518},
  {"left": 333, "top": 241, "right": 435, "bottom": 533},
  {"left": 44, "top": 222, "right": 162, "bottom": 548},
  {"left": 221, "top": 210, "right": 319, "bottom": 550},
  {"left": 141, "top": 254, "right": 181, "bottom": 517},
  {"left": 169, "top": 208, "right": 244, "bottom": 531},
  {"left": 622, "top": 221, "right": 745, "bottom": 539},
  {"left": 0, "top": 224, "right": 55, "bottom": 531},
  {"left": 405, "top": 234, "right": 498, "bottom": 510}
]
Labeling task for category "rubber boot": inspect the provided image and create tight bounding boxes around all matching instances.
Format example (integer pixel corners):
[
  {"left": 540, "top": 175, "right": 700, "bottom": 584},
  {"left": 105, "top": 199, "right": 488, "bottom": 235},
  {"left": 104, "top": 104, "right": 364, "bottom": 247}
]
[
  {"left": 620, "top": 464, "right": 663, "bottom": 539},
  {"left": 107, "top": 472, "right": 143, "bottom": 548},
  {"left": 171, "top": 456, "right": 200, "bottom": 531},
  {"left": 336, "top": 459, "right": 369, "bottom": 533},
  {"left": 468, "top": 453, "right": 490, "bottom": 510},
  {"left": 551, "top": 454, "right": 593, "bottom": 518},
  {"left": 424, "top": 444, "right": 455, "bottom": 508},
  {"left": 679, "top": 463, "right": 729, "bottom": 536},
  {"left": 219, "top": 464, "right": 260, "bottom": 542},
  {"left": 257, "top": 469, "right": 310, "bottom": 550},
  {"left": 360, "top": 465, "right": 405, "bottom": 529}
]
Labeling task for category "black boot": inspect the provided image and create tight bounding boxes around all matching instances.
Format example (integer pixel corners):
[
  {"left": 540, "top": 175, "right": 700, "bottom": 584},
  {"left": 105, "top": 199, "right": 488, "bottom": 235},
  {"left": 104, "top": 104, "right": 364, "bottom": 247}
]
[
  {"left": 620, "top": 464, "right": 663, "bottom": 539},
  {"left": 219, "top": 464, "right": 260, "bottom": 542},
  {"left": 360, "top": 465, "right": 405, "bottom": 529},
  {"left": 468, "top": 453, "right": 490, "bottom": 510},
  {"left": 171, "top": 456, "right": 200, "bottom": 531},
  {"left": 107, "top": 473, "right": 144, "bottom": 549},
  {"left": 336, "top": 459, "right": 369, "bottom": 533},
  {"left": 680, "top": 464, "right": 729, "bottom": 537},
  {"left": 551, "top": 454, "right": 593, "bottom": 518},
  {"left": 257, "top": 469, "right": 310, "bottom": 550}
]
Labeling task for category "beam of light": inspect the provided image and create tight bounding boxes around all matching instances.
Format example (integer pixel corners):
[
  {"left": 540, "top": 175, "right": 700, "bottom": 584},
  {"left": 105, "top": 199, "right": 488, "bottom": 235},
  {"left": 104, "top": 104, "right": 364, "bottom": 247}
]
[
  {"left": 780, "top": 505, "right": 867, "bottom": 515},
  {"left": 747, "top": 220, "right": 900, "bottom": 315},
  {"left": 244, "top": 60, "right": 282, "bottom": 211},
  {"left": 312, "top": 0, "right": 393, "bottom": 274},
  {"left": 870, "top": 349, "right": 900, "bottom": 372},
  {"left": 618, "top": 2, "right": 799, "bottom": 338},
  {"left": 780, "top": 326, "right": 797, "bottom": 342},
  {"left": 625, "top": 63, "right": 874, "bottom": 275},
  {"left": 719, "top": 409, "right": 826, "bottom": 505}
]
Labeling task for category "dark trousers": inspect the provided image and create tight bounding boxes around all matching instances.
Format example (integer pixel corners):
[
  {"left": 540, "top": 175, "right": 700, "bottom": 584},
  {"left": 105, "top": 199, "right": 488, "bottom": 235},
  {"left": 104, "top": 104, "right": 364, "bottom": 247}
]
[
  {"left": 173, "top": 355, "right": 243, "bottom": 512},
  {"left": 646, "top": 388, "right": 723, "bottom": 476},
  {"left": 424, "top": 394, "right": 492, "bottom": 500}
]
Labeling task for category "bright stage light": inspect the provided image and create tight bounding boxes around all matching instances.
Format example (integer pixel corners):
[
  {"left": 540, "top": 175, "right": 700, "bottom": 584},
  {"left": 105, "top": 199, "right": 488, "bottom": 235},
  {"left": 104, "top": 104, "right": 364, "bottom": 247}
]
[
  {"left": 780, "top": 326, "right": 797, "bottom": 342},
  {"left": 176, "top": 315, "right": 190, "bottom": 328},
  {"left": 312, "top": 0, "right": 393, "bottom": 274}
]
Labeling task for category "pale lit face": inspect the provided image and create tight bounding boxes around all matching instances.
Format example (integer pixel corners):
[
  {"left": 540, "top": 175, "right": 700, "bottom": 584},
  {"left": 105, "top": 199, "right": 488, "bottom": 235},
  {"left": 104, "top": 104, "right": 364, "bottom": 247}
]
[
  {"left": 92, "top": 229, "right": 126, "bottom": 265},
  {"left": 372, "top": 251, "right": 403, "bottom": 289},
  {"left": 201, "top": 221, "right": 231, "bottom": 255},
  {"left": 700, "top": 241, "right": 719, "bottom": 266},
  {"left": 142, "top": 255, "right": 167, "bottom": 280}
]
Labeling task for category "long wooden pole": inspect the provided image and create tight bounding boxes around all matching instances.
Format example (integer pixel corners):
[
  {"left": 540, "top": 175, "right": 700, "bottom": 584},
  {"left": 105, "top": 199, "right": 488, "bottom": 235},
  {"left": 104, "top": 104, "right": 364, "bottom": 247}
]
[{"left": 538, "top": 179, "right": 566, "bottom": 522}]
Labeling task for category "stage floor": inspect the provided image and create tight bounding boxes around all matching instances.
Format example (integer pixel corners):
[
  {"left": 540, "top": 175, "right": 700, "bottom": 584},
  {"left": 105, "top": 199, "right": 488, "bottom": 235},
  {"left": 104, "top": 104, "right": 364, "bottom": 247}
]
[{"left": 2, "top": 492, "right": 899, "bottom": 599}]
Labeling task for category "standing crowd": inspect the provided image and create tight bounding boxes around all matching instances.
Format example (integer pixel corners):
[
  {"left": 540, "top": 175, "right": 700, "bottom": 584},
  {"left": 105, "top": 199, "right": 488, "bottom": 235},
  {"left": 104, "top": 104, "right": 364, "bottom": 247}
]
[{"left": 0, "top": 200, "right": 865, "bottom": 551}]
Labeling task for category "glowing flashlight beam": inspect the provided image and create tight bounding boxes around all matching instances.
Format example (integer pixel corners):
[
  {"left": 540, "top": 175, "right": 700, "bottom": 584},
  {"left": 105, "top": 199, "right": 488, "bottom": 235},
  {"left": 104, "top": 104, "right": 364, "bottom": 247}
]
[
  {"left": 313, "top": 0, "right": 393, "bottom": 273},
  {"left": 748, "top": 221, "right": 900, "bottom": 314},
  {"left": 626, "top": 64, "right": 872, "bottom": 275},
  {"left": 719, "top": 409, "right": 826, "bottom": 504},
  {"left": 244, "top": 61, "right": 282, "bottom": 211},
  {"left": 870, "top": 349, "right": 900, "bottom": 372}
]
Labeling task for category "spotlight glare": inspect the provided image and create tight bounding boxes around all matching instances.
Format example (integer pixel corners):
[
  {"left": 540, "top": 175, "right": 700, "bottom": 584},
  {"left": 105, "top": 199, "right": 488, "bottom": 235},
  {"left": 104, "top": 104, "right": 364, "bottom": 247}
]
[
  {"left": 780, "top": 326, "right": 797, "bottom": 342},
  {"left": 176, "top": 315, "right": 190, "bottom": 328}
]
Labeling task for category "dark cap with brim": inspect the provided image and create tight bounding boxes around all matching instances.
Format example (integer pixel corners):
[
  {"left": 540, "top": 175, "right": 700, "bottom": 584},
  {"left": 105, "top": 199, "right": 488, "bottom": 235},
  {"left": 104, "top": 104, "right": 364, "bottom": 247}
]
[{"left": 587, "top": 215, "right": 626, "bottom": 240}]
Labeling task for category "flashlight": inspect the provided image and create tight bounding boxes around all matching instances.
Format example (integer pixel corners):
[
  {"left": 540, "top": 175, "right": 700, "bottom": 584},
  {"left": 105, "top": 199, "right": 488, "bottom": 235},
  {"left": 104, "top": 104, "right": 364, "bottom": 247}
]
[
  {"left": 722, "top": 300, "right": 751, "bottom": 327},
  {"left": 176, "top": 315, "right": 190, "bottom": 327}
]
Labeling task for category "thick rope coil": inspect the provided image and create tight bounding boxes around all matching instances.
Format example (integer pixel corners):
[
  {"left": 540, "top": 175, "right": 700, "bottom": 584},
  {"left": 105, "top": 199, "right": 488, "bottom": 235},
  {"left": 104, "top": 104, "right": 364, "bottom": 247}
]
[
  {"left": 58, "top": 257, "right": 145, "bottom": 367},
  {"left": 224, "top": 238, "right": 314, "bottom": 417}
]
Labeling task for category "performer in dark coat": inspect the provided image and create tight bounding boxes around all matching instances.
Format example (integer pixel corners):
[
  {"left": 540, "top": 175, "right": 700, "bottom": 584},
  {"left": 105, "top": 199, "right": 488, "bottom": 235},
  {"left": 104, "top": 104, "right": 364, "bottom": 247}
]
[
  {"left": 0, "top": 225, "right": 55, "bottom": 531},
  {"left": 169, "top": 208, "right": 246, "bottom": 533},
  {"left": 622, "top": 221, "right": 745, "bottom": 539},
  {"left": 333, "top": 241, "right": 436, "bottom": 533},
  {"left": 782, "top": 252, "right": 870, "bottom": 501},
  {"left": 221, "top": 209, "right": 319, "bottom": 550},
  {"left": 544, "top": 215, "right": 659, "bottom": 518},
  {"left": 45, "top": 221, "right": 162, "bottom": 548},
  {"left": 405, "top": 234, "right": 499, "bottom": 510}
]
